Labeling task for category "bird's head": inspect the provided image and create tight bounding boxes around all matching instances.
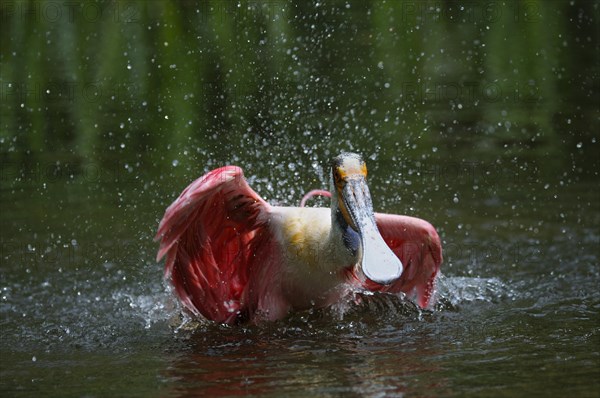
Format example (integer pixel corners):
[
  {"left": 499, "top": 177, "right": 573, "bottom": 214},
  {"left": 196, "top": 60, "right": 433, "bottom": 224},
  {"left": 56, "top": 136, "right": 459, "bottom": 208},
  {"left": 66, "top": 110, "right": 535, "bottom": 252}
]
[{"left": 331, "top": 153, "right": 403, "bottom": 285}]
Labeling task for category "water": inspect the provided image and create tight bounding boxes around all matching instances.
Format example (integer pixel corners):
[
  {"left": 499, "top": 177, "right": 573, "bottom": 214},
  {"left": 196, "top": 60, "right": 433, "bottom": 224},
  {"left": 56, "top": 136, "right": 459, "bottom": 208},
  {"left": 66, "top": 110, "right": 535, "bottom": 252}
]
[
  {"left": 1, "top": 161, "right": 598, "bottom": 396},
  {"left": 1, "top": 1, "right": 599, "bottom": 397}
]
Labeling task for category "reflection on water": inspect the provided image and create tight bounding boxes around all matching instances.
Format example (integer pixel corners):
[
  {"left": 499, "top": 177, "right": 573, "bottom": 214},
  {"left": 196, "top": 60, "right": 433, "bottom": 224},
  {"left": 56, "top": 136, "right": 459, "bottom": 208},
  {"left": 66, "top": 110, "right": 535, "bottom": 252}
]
[
  {"left": 164, "top": 294, "right": 451, "bottom": 397},
  {"left": 193, "top": 283, "right": 513, "bottom": 397}
]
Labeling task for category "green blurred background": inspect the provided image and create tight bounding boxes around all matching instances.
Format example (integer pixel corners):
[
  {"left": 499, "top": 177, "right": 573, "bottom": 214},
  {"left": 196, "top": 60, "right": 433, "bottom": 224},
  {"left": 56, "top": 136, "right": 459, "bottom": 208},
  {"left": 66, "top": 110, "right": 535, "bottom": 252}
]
[{"left": 1, "top": 0, "right": 598, "bottom": 177}]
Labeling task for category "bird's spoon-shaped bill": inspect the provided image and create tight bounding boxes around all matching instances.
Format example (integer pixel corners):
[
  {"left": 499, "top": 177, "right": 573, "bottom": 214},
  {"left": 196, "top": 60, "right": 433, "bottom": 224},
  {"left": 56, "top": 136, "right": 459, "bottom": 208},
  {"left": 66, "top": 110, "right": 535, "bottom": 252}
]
[{"left": 341, "top": 176, "right": 403, "bottom": 285}]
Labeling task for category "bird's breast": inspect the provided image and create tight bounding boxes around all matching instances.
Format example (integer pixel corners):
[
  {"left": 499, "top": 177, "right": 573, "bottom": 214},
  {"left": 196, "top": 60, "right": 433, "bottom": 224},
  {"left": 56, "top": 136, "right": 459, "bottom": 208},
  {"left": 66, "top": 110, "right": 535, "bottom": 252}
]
[
  {"left": 276, "top": 207, "right": 331, "bottom": 268},
  {"left": 269, "top": 206, "right": 348, "bottom": 308}
]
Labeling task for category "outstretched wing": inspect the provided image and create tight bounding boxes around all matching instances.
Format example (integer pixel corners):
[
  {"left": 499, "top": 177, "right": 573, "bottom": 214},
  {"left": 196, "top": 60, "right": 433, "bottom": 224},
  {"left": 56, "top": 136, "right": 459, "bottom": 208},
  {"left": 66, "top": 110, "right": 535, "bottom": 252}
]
[
  {"left": 155, "top": 166, "right": 271, "bottom": 323},
  {"left": 375, "top": 213, "right": 443, "bottom": 308}
]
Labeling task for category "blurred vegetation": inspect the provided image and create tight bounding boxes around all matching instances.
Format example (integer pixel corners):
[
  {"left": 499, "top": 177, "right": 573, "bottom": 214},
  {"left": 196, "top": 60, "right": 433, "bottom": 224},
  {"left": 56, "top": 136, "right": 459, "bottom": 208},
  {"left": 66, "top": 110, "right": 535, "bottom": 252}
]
[{"left": 0, "top": 0, "right": 598, "bottom": 178}]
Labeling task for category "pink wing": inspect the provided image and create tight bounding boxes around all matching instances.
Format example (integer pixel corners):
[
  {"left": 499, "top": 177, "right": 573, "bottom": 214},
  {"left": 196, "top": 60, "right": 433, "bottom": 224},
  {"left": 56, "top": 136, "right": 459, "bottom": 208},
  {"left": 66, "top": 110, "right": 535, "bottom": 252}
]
[
  {"left": 155, "top": 166, "right": 272, "bottom": 324},
  {"left": 374, "top": 213, "right": 443, "bottom": 308}
]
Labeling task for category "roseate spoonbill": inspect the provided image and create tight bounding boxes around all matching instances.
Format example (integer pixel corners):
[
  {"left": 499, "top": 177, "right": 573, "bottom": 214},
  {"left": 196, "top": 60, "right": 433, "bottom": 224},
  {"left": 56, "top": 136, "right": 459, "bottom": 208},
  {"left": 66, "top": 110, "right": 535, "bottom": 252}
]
[{"left": 155, "top": 153, "right": 442, "bottom": 324}]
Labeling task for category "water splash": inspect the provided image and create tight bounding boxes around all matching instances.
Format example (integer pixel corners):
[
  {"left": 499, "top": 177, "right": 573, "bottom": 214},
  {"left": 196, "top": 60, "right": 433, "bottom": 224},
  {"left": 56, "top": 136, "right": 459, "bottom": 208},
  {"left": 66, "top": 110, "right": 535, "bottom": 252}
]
[
  {"left": 435, "top": 275, "right": 515, "bottom": 307},
  {"left": 166, "top": 275, "right": 516, "bottom": 335}
]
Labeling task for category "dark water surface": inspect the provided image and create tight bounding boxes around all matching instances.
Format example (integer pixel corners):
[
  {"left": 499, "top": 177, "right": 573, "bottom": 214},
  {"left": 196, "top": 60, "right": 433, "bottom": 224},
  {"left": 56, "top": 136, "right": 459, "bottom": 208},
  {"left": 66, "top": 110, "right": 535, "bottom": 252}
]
[
  {"left": 1, "top": 167, "right": 598, "bottom": 397},
  {"left": 1, "top": 1, "right": 599, "bottom": 397}
]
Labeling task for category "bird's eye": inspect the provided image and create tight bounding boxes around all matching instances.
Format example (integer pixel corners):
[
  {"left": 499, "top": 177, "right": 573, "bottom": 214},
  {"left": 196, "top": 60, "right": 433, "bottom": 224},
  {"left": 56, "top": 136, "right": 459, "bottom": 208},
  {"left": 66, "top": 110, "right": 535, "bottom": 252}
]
[{"left": 334, "top": 171, "right": 342, "bottom": 184}]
